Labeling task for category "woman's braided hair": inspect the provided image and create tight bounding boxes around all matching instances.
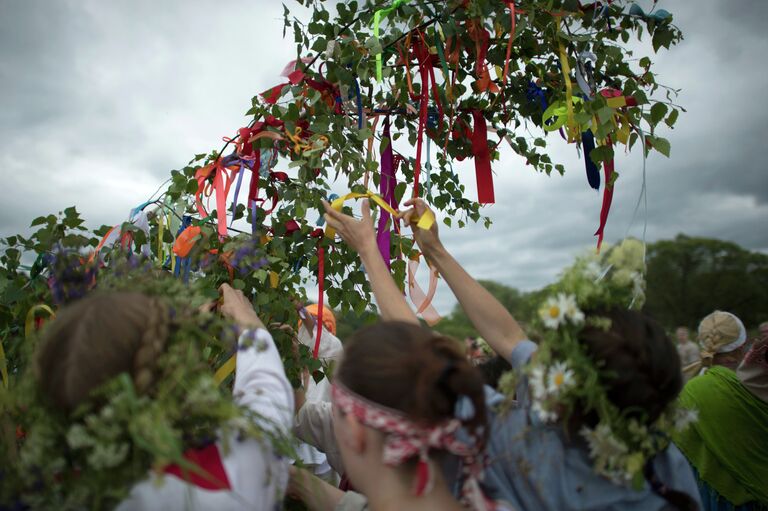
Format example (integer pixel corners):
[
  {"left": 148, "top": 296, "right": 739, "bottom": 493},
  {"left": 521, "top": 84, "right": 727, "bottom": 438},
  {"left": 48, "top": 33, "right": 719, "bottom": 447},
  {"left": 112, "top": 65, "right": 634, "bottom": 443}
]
[{"left": 36, "top": 291, "right": 171, "bottom": 412}]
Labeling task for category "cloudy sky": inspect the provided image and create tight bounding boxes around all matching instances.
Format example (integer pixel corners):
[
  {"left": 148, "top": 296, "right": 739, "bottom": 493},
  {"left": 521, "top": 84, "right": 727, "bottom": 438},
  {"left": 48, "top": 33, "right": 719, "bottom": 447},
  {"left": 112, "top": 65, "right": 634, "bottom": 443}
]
[{"left": 1, "top": 0, "right": 766, "bottom": 315}]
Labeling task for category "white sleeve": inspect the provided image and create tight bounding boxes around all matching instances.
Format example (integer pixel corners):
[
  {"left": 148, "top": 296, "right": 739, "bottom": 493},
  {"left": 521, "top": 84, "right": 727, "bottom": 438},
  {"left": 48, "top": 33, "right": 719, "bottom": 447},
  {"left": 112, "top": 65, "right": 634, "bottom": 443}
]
[
  {"left": 297, "top": 325, "right": 344, "bottom": 362},
  {"left": 234, "top": 328, "right": 294, "bottom": 434}
]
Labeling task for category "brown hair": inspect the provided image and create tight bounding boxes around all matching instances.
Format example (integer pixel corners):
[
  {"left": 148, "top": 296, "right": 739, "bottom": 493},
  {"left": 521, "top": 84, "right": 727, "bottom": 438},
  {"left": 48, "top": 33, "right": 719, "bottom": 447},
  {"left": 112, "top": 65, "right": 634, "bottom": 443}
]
[
  {"left": 578, "top": 308, "right": 683, "bottom": 424},
  {"left": 578, "top": 309, "right": 696, "bottom": 511},
  {"left": 35, "top": 292, "right": 170, "bottom": 413},
  {"left": 335, "top": 321, "right": 487, "bottom": 439}
]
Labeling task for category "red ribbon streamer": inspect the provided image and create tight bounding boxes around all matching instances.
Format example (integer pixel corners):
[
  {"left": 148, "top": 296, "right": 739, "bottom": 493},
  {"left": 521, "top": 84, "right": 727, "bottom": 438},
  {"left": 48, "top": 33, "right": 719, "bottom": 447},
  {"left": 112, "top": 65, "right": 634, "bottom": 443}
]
[
  {"left": 471, "top": 110, "right": 495, "bottom": 204},
  {"left": 313, "top": 244, "right": 325, "bottom": 359},
  {"left": 594, "top": 136, "right": 615, "bottom": 251},
  {"left": 502, "top": 2, "right": 516, "bottom": 86}
]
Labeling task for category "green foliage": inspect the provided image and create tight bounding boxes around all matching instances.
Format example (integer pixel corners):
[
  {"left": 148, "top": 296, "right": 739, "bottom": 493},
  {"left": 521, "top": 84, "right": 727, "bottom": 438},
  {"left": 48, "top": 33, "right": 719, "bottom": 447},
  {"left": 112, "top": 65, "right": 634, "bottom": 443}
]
[{"left": 644, "top": 235, "right": 768, "bottom": 330}]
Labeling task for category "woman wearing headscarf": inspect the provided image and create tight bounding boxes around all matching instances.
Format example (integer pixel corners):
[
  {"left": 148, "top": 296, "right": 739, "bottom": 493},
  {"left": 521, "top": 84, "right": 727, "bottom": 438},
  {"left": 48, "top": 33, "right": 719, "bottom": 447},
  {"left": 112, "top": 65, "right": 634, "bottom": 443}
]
[
  {"left": 673, "top": 313, "right": 768, "bottom": 510},
  {"left": 683, "top": 311, "right": 748, "bottom": 379}
]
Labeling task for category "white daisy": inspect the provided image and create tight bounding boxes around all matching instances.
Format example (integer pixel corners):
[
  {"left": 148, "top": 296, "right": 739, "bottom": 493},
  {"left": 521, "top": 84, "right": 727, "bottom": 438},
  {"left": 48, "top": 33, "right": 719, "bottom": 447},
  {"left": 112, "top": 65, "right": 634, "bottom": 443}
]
[
  {"left": 580, "top": 423, "right": 628, "bottom": 465},
  {"left": 539, "top": 293, "right": 569, "bottom": 329},
  {"left": 561, "top": 294, "right": 585, "bottom": 325},
  {"left": 529, "top": 366, "right": 548, "bottom": 400},
  {"left": 532, "top": 400, "right": 559, "bottom": 423},
  {"left": 547, "top": 361, "right": 576, "bottom": 395}
]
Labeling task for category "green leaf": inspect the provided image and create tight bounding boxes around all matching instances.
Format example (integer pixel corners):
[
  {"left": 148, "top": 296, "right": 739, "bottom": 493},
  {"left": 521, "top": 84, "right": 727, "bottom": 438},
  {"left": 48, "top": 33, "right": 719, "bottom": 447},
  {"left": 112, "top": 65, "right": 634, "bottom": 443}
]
[
  {"left": 650, "top": 102, "right": 668, "bottom": 124},
  {"left": 651, "top": 136, "right": 671, "bottom": 157},
  {"left": 665, "top": 109, "right": 679, "bottom": 128}
]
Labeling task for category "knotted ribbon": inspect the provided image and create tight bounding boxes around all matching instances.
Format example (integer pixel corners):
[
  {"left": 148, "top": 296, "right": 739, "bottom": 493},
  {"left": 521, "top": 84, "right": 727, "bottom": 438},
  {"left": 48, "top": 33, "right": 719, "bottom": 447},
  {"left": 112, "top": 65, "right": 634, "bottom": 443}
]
[{"left": 331, "top": 382, "right": 491, "bottom": 510}]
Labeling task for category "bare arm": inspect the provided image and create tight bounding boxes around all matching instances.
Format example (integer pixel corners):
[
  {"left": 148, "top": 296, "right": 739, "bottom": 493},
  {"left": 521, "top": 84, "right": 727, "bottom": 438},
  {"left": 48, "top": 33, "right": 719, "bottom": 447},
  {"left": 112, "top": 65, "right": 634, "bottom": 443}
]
[
  {"left": 288, "top": 466, "right": 345, "bottom": 511},
  {"left": 323, "top": 199, "right": 418, "bottom": 325},
  {"left": 401, "top": 199, "right": 527, "bottom": 358}
]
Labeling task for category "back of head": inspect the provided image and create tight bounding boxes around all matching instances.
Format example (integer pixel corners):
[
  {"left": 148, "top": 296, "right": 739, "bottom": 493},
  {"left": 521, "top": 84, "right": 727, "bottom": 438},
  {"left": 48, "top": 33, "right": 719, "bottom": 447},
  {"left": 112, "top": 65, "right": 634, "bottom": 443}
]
[
  {"left": 579, "top": 310, "right": 697, "bottom": 511},
  {"left": 579, "top": 308, "right": 682, "bottom": 424},
  {"left": 683, "top": 310, "right": 746, "bottom": 377},
  {"left": 335, "top": 321, "right": 487, "bottom": 434},
  {"left": 35, "top": 291, "right": 169, "bottom": 413}
]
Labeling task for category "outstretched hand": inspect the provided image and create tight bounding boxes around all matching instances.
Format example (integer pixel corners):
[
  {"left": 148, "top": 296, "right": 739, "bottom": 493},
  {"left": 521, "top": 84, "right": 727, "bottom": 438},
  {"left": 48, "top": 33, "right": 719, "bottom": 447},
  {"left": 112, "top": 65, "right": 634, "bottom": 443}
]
[
  {"left": 218, "top": 283, "right": 265, "bottom": 330},
  {"left": 401, "top": 198, "right": 442, "bottom": 255},
  {"left": 322, "top": 199, "right": 378, "bottom": 256}
]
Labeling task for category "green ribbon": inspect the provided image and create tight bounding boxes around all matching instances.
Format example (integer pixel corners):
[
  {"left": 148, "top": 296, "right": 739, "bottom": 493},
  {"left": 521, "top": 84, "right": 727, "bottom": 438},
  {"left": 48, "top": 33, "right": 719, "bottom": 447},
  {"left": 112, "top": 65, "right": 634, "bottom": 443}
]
[
  {"left": 432, "top": 24, "right": 451, "bottom": 100},
  {"left": 373, "top": 0, "right": 407, "bottom": 82}
]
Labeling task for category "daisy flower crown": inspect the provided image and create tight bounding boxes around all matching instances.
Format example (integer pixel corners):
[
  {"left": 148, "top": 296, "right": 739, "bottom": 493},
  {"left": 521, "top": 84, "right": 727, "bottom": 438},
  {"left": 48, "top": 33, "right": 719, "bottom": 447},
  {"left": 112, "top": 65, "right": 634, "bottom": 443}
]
[{"left": 505, "top": 239, "right": 697, "bottom": 488}]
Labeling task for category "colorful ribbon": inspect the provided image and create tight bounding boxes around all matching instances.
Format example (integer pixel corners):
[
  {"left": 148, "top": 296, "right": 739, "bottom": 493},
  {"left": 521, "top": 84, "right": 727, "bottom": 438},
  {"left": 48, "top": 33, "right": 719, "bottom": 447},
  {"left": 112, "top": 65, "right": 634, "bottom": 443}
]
[
  {"left": 502, "top": 1, "right": 517, "bottom": 86},
  {"left": 373, "top": 0, "right": 408, "bottom": 82},
  {"left": 407, "top": 256, "right": 440, "bottom": 326},
  {"left": 556, "top": 18, "right": 578, "bottom": 142},
  {"left": 377, "top": 117, "right": 398, "bottom": 269},
  {"left": 324, "top": 191, "right": 434, "bottom": 240},
  {"left": 594, "top": 136, "right": 616, "bottom": 251},
  {"left": 314, "top": 244, "right": 325, "bottom": 359},
  {"left": 471, "top": 110, "right": 495, "bottom": 204}
]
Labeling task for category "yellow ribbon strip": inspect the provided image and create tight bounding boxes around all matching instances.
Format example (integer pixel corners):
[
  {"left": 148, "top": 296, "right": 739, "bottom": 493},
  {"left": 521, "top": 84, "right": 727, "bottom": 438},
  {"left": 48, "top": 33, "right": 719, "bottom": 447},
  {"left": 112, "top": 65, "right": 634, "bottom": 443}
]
[
  {"left": 25, "top": 304, "right": 55, "bottom": 339},
  {"left": 324, "top": 190, "right": 435, "bottom": 239},
  {"left": 214, "top": 354, "right": 236, "bottom": 385},
  {"left": 556, "top": 18, "right": 578, "bottom": 142}
]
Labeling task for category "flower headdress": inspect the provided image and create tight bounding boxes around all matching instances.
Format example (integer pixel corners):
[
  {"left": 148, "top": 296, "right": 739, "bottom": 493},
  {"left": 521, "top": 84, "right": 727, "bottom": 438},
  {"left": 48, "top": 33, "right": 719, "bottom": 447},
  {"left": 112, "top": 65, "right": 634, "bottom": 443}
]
[
  {"left": 505, "top": 239, "right": 697, "bottom": 487},
  {"left": 0, "top": 258, "right": 294, "bottom": 510}
]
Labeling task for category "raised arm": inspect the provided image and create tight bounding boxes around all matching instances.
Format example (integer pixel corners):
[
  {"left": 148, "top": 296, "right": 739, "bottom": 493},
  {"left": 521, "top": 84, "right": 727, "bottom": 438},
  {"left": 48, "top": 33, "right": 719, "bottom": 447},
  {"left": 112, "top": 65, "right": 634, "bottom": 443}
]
[
  {"left": 401, "top": 199, "right": 527, "bottom": 359},
  {"left": 322, "top": 199, "right": 418, "bottom": 325}
]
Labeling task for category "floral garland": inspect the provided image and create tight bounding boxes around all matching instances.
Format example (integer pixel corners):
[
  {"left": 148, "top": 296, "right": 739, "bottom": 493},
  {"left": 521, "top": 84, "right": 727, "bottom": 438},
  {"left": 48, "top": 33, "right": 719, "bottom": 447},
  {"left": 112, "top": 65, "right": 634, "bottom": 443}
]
[
  {"left": 506, "top": 239, "right": 697, "bottom": 488},
  {"left": 0, "top": 256, "right": 295, "bottom": 510}
]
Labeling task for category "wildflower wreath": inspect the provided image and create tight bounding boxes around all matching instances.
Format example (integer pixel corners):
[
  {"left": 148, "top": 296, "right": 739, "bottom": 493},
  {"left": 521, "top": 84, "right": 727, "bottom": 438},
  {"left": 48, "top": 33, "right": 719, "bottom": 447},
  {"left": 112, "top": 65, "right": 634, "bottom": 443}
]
[
  {"left": 0, "top": 254, "right": 295, "bottom": 511},
  {"left": 506, "top": 239, "right": 697, "bottom": 487}
]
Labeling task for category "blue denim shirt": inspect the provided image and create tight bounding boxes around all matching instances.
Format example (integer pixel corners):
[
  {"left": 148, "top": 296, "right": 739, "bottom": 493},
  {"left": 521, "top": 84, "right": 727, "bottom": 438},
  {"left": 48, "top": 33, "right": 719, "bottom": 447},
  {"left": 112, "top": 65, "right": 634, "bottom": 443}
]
[{"left": 482, "top": 340, "right": 702, "bottom": 511}]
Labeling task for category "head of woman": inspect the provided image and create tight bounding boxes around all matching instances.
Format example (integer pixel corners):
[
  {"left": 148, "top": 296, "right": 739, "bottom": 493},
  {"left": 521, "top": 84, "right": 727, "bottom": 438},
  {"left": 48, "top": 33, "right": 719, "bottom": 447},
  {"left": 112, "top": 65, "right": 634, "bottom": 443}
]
[
  {"left": 35, "top": 291, "right": 170, "bottom": 413},
  {"left": 576, "top": 308, "right": 697, "bottom": 510},
  {"left": 577, "top": 308, "right": 683, "bottom": 425},
  {"left": 695, "top": 311, "right": 747, "bottom": 372},
  {"left": 331, "top": 321, "right": 487, "bottom": 500}
]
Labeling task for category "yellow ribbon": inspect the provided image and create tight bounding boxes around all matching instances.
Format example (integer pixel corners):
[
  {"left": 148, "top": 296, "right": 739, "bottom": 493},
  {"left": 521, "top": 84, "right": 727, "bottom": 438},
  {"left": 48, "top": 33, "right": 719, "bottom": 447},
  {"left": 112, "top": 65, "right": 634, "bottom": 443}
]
[
  {"left": 324, "top": 190, "right": 435, "bottom": 239},
  {"left": 556, "top": 18, "right": 578, "bottom": 142},
  {"left": 214, "top": 354, "right": 236, "bottom": 385},
  {"left": 285, "top": 127, "right": 329, "bottom": 155},
  {"left": 25, "top": 304, "right": 55, "bottom": 339}
]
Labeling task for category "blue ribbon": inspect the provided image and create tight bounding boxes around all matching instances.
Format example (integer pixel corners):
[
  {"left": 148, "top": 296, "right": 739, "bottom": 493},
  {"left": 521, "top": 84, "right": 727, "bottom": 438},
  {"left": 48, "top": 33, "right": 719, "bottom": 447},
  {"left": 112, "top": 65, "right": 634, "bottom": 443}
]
[
  {"left": 581, "top": 131, "right": 601, "bottom": 190},
  {"left": 526, "top": 81, "right": 548, "bottom": 112},
  {"left": 316, "top": 193, "right": 339, "bottom": 226},
  {"left": 629, "top": 3, "right": 671, "bottom": 21}
]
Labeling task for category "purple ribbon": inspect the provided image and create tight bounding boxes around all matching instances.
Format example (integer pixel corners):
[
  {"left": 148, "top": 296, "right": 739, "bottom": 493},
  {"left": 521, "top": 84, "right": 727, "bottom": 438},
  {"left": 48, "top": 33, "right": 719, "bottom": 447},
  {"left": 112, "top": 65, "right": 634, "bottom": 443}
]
[{"left": 376, "top": 116, "right": 398, "bottom": 269}]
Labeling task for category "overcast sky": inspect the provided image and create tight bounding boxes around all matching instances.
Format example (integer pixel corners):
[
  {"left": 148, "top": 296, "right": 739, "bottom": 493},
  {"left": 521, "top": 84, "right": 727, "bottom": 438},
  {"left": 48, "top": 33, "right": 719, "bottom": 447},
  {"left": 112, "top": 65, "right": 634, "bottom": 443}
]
[{"left": 1, "top": 0, "right": 766, "bottom": 315}]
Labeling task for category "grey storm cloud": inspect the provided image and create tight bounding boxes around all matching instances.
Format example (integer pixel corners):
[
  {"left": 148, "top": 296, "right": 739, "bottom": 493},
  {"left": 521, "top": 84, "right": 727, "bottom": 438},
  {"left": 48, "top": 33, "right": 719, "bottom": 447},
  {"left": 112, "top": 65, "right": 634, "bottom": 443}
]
[{"left": 1, "top": 0, "right": 766, "bottom": 315}]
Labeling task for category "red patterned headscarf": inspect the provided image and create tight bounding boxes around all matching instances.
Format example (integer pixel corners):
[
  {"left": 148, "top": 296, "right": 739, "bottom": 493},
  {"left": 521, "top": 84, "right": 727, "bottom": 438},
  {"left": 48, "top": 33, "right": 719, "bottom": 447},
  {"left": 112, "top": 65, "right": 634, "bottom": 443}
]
[{"left": 331, "top": 382, "right": 496, "bottom": 510}]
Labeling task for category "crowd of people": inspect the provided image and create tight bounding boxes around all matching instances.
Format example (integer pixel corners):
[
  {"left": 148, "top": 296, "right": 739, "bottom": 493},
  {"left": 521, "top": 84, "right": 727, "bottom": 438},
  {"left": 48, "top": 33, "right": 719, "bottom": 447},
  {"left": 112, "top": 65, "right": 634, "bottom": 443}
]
[{"left": 13, "top": 198, "right": 768, "bottom": 511}]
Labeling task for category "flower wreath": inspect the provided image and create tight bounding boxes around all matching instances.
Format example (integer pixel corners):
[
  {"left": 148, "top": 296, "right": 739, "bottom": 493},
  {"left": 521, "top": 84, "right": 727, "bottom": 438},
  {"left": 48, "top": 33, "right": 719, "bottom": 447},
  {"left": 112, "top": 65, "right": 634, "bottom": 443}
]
[
  {"left": 0, "top": 256, "right": 295, "bottom": 510},
  {"left": 504, "top": 239, "right": 697, "bottom": 488}
]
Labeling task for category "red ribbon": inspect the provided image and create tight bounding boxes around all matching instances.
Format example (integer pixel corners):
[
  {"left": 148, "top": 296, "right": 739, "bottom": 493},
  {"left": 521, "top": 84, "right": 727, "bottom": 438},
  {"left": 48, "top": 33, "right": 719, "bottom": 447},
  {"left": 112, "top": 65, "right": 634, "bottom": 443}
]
[
  {"left": 502, "top": 1, "right": 516, "bottom": 86},
  {"left": 594, "top": 136, "right": 615, "bottom": 251},
  {"left": 313, "top": 244, "right": 325, "bottom": 359},
  {"left": 411, "top": 33, "right": 443, "bottom": 198},
  {"left": 471, "top": 110, "right": 495, "bottom": 204}
]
